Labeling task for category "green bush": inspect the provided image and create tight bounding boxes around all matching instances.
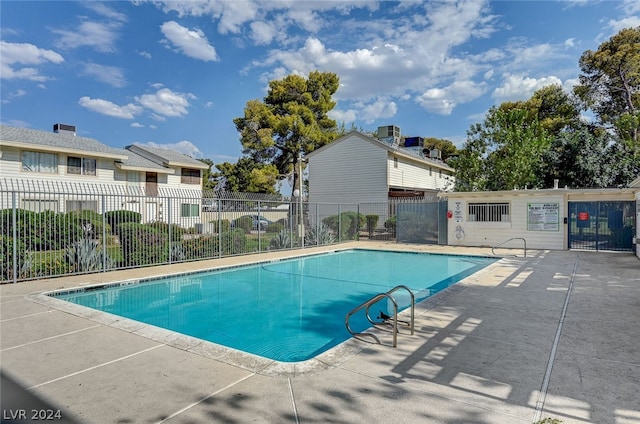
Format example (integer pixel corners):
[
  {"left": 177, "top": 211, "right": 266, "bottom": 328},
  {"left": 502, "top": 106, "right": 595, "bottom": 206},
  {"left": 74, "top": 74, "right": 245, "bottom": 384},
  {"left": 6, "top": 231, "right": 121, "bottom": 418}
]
[
  {"left": 181, "top": 236, "right": 215, "bottom": 260},
  {"left": 384, "top": 216, "right": 396, "bottom": 232},
  {"left": 322, "top": 211, "right": 365, "bottom": 241},
  {"left": 365, "top": 214, "right": 379, "bottom": 236},
  {"left": 0, "top": 209, "right": 83, "bottom": 251},
  {"left": 270, "top": 230, "right": 293, "bottom": 250},
  {"left": 104, "top": 210, "right": 141, "bottom": 234},
  {"left": 266, "top": 222, "right": 284, "bottom": 233},
  {"left": 148, "top": 221, "right": 185, "bottom": 242},
  {"left": 116, "top": 222, "right": 169, "bottom": 267},
  {"left": 0, "top": 235, "right": 32, "bottom": 281},
  {"left": 65, "top": 210, "right": 110, "bottom": 240},
  {"left": 234, "top": 216, "right": 254, "bottom": 233},
  {"left": 216, "top": 219, "right": 231, "bottom": 233}
]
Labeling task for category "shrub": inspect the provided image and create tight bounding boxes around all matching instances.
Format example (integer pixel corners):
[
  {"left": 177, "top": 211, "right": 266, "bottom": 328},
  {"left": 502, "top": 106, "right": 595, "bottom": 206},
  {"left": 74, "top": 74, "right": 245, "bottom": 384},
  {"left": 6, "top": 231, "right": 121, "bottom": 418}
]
[
  {"left": 365, "top": 214, "right": 379, "bottom": 237},
  {"left": 104, "top": 210, "right": 141, "bottom": 234},
  {"left": 266, "top": 222, "right": 285, "bottom": 233},
  {"left": 216, "top": 219, "right": 231, "bottom": 233},
  {"left": 0, "top": 235, "right": 32, "bottom": 281},
  {"left": 181, "top": 236, "right": 216, "bottom": 260},
  {"left": 1, "top": 209, "right": 83, "bottom": 251},
  {"left": 270, "top": 230, "right": 293, "bottom": 250},
  {"left": 65, "top": 210, "right": 110, "bottom": 240},
  {"left": 234, "top": 215, "right": 254, "bottom": 233},
  {"left": 384, "top": 216, "right": 396, "bottom": 232},
  {"left": 65, "top": 238, "right": 113, "bottom": 273},
  {"left": 116, "top": 222, "right": 169, "bottom": 267},
  {"left": 322, "top": 211, "right": 365, "bottom": 241},
  {"left": 305, "top": 223, "right": 334, "bottom": 246},
  {"left": 148, "top": 221, "right": 185, "bottom": 242}
]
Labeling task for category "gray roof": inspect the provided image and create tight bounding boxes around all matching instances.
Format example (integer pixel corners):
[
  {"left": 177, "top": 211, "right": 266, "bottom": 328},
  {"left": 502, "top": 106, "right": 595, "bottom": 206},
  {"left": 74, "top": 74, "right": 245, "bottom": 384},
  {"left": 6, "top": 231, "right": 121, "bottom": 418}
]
[
  {"left": 128, "top": 144, "right": 208, "bottom": 168},
  {"left": 114, "top": 148, "right": 171, "bottom": 172},
  {"left": 0, "top": 125, "right": 127, "bottom": 158}
]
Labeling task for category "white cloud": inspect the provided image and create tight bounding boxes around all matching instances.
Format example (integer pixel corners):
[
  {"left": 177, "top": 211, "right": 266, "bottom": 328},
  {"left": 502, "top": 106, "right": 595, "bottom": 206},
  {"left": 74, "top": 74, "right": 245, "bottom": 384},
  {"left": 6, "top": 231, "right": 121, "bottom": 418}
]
[
  {"left": 328, "top": 108, "right": 357, "bottom": 125},
  {"left": 135, "top": 87, "right": 195, "bottom": 118},
  {"left": 78, "top": 96, "right": 142, "bottom": 119},
  {"left": 52, "top": 20, "right": 121, "bottom": 53},
  {"left": 1, "top": 89, "right": 27, "bottom": 104},
  {"left": 607, "top": 16, "right": 640, "bottom": 33},
  {"left": 138, "top": 50, "right": 152, "bottom": 59},
  {"left": 81, "top": 63, "right": 126, "bottom": 87},
  {"left": 130, "top": 122, "right": 144, "bottom": 128},
  {"left": 0, "top": 41, "right": 64, "bottom": 81},
  {"left": 357, "top": 97, "right": 398, "bottom": 123},
  {"left": 492, "top": 74, "right": 563, "bottom": 102},
  {"left": 250, "top": 20, "right": 278, "bottom": 45},
  {"left": 416, "top": 80, "right": 487, "bottom": 115},
  {"left": 160, "top": 21, "right": 219, "bottom": 61},
  {"left": 620, "top": 0, "right": 640, "bottom": 14}
]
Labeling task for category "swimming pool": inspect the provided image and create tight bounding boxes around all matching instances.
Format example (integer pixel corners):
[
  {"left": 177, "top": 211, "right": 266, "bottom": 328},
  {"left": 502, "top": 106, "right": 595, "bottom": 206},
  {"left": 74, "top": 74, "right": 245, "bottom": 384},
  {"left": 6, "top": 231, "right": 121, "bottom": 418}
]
[{"left": 52, "top": 249, "right": 496, "bottom": 362}]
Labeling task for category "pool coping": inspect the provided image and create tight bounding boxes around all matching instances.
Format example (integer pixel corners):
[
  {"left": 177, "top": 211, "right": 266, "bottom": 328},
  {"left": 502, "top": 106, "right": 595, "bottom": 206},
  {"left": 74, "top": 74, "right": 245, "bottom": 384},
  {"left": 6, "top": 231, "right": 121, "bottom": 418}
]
[{"left": 27, "top": 246, "right": 499, "bottom": 377}]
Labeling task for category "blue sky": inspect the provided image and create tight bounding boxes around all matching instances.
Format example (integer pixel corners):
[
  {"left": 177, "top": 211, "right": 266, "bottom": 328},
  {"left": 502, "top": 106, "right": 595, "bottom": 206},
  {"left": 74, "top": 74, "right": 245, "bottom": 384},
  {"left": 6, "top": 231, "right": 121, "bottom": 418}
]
[{"left": 2, "top": 1, "right": 639, "bottom": 165}]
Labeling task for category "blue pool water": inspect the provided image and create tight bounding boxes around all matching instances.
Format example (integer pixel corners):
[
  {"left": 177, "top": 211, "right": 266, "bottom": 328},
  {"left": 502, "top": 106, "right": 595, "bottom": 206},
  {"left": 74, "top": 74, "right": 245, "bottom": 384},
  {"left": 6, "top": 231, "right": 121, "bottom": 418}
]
[{"left": 53, "top": 249, "right": 496, "bottom": 362}]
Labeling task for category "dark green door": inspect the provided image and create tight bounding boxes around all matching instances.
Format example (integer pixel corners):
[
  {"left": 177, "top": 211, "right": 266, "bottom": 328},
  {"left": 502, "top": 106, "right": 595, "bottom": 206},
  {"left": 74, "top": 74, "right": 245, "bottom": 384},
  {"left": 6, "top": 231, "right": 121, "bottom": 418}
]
[{"left": 568, "top": 201, "right": 636, "bottom": 251}]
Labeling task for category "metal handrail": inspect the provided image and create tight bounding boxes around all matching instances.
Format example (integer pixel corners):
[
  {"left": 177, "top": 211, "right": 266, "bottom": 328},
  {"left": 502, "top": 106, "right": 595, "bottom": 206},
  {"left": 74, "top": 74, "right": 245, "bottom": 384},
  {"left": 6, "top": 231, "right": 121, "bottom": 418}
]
[
  {"left": 345, "top": 285, "right": 415, "bottom": 347},
  {"left": 492, "top": 237, "right": 527, "bottom": 257}
]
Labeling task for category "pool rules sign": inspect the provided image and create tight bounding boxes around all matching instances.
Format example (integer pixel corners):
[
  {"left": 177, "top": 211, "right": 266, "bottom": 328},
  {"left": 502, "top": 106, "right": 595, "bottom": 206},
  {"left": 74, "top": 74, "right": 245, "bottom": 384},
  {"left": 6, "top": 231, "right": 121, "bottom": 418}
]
[{"left": 527, "top": 203, "right": 560, "bottom": 231}]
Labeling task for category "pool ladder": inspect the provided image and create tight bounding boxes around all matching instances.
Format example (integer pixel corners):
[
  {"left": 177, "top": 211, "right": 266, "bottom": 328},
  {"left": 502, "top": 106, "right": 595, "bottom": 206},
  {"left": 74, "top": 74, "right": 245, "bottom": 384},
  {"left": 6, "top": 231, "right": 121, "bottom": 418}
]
[{"left": 345, "top": 285, "right": 415, "bottom": 348}]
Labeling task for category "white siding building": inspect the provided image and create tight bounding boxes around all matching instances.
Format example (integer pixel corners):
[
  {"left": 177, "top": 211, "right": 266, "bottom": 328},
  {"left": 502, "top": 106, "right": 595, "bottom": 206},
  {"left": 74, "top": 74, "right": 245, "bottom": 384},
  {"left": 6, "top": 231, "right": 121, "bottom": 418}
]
[
  {"left": 307, "top": 130, "right": 455, "bottom": 205},
  {"left": 0, "top": 124, "right": 209, "bottom": 227}
]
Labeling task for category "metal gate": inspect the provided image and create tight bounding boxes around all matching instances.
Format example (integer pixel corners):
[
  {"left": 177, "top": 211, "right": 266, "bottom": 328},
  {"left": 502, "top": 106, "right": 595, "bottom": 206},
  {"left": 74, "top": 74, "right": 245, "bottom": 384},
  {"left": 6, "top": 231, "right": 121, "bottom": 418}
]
[
  {"left": 396, "top": 199, "right": 448, "bottom": 245},
  {"left": 568, "top": 201, "right": 636, "bottom": 251}
]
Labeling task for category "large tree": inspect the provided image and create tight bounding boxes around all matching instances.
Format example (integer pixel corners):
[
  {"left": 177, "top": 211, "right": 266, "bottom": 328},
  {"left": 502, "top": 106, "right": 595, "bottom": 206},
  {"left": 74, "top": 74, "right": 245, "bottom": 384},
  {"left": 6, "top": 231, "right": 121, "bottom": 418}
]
[
  {"left": 574, "top": 27, "right": 640, "bottom": 144},
  {"left": 213, "top": 158, "right": 279, "bottom": 194},
  {"left": 233, "top": 71, "right": 340, "bottom": 197},
  {"left": 421, "top": 137, "right": 458, "bottom": 162}
]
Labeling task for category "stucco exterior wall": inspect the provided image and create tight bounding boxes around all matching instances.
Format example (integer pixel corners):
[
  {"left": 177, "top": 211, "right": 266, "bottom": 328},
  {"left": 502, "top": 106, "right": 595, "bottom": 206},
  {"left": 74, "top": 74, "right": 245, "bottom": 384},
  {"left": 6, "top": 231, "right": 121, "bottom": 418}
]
[{"left": 446, "top": 193, "right": 566, "bottom": 250}]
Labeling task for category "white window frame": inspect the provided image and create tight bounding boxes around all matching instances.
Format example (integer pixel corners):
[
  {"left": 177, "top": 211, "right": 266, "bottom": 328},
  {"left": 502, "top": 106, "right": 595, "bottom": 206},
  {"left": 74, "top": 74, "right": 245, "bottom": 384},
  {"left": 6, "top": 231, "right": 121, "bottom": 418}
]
[{"left": 21, "top": 151, "right": 58, "bottom": 174}]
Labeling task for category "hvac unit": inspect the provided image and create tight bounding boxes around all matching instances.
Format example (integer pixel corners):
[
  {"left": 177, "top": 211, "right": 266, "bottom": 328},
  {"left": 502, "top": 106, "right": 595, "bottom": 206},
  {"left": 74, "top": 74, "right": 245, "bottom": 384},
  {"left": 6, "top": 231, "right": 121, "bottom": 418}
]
[
  {"left": 429, "top": 149, "right": 442, "bottom": 160},
  {"left": 377, "top": 125, "right": 401, "bottom": 146},
  {"left": 404, "top": 136, "right": 424, "bottom": 147}
]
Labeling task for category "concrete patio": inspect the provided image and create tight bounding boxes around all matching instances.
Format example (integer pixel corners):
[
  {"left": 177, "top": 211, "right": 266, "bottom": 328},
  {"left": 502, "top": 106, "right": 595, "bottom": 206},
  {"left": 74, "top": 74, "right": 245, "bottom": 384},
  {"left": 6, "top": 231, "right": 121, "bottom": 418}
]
[{"left": 1, "top": 242, "right": 639, "bottom": 423}]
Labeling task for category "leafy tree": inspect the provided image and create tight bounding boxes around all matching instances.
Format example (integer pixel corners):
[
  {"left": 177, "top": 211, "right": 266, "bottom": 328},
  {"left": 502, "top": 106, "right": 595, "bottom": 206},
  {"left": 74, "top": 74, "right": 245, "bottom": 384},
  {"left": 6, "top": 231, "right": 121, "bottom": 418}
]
[
  {"left": 452, "top": 106, "right": 551, "bottom": 191},
  {"left": 233, "top": 71, "right": 340, "bottom": 197},
  {"left": 198, "top": 158, "right": 216, "bottom": 192},
  {"left": 574, "top": 27, "right": 640, "bottom": 144},
  {"left": 213, "top": 157, "right": 279, "bottom": 194},
  {"left": 542, "top": 124, "right": 615, "bottom": 188},
  {"left": 421, "top": 137, "right": 458, "bottom": 161}
]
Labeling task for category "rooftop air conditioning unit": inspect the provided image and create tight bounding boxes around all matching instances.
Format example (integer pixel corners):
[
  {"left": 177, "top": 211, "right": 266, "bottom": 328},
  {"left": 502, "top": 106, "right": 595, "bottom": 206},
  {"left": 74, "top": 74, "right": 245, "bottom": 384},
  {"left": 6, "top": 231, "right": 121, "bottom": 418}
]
[
  {"left": 53, "top": 123, "right": 76, "bottom": 135},
  {"left": 404, "top": 136, "right": 424, "bottom": 147},
  {"left": 429, "top": 149, "right": 442, "bottom": 160},
  {"left": 377, "top": 125, "right": 401, "bottom": 146}
]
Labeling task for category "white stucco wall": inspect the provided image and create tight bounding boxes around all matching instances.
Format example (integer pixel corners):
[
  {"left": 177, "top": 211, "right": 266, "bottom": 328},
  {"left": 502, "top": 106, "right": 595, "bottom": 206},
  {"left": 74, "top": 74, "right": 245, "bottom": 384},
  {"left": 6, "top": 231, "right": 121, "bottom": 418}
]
[{"left": 446, "top": 193, "right": 566, "bottom": 250}]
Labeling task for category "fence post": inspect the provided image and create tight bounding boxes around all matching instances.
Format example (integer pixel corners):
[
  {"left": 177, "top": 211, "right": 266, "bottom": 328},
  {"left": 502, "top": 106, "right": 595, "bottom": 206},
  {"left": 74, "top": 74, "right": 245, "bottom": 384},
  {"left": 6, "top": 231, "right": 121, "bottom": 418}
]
[
  {"left": 167, "top": 197, "right": 172, "bottom": 264},
  {"left": 217, "top": 201, "right": 222, "bottom": 259},
  {"left": 102, "top": 195, "right": 107, "bottom": 272},
  {"left": 12, "top": 191, "right": 17, "bottom": 283}
]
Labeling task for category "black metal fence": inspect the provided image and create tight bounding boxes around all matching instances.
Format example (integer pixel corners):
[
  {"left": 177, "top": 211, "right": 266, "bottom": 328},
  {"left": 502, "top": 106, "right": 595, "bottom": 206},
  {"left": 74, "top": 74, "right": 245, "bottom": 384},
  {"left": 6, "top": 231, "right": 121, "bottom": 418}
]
[{"left": 1, "top": 181, "right": 442, "bottom": 283}]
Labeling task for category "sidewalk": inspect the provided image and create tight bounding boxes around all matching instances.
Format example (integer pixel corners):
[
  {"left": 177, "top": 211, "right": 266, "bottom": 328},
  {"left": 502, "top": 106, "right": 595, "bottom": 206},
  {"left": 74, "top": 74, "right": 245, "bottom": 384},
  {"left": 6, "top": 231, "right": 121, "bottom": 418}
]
[{"left": 1, "top": 244, "right": 638, "bottom": 423}]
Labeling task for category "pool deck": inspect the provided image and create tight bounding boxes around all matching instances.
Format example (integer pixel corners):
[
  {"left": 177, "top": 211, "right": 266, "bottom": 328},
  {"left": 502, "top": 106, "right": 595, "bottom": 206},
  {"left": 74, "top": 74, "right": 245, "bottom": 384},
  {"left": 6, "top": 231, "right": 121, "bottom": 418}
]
[{"left": 1, "top": 242, "right": 639, "bottom": 424}]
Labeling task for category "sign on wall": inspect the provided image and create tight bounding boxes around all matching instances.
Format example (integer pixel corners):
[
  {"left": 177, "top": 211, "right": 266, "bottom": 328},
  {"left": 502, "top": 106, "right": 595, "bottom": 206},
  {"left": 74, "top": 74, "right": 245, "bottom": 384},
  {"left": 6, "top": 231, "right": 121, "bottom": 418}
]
[{"left": 527, "top": 203, "right": 559, "bottom": 231}]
